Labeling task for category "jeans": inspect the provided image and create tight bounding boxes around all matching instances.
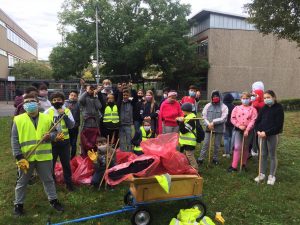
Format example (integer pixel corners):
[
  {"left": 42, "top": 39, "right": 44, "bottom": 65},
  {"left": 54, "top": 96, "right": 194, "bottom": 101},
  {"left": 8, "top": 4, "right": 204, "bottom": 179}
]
[
  {"left": 199, "top": 132, "right": 223, "bottom": 161},
  {"left": 134, "top": 120, "right": 141, "bottom": 133},
  {"left": 119, "top": 125, "right": 132, "bottom": 151},
  {"left": 223, "top": 126, "right": 233, "bottom": 154}
]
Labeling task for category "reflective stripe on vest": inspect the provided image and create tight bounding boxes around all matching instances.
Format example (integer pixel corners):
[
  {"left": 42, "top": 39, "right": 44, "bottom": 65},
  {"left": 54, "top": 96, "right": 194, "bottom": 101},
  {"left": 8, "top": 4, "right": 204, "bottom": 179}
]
[
  {"left": 133, "top": 126, "right": 152, "bottom": 151},
  {"left": 179, "top": 113, "right": 196, "bottom": 146},
  {"left": 199, "top": 216, "right": 215, "bottom": 225},
  {"left": 103, "top": 105, "right": 119, "bottom": 123},
  {"left": 14, "top": 113, "right": 53, "bottom": 162},
  {"left": 170, "top": 219, "right": 198, "bottom": 225},
  {"left": 48, "top": 108, "right": 70, "bottom": 139}
]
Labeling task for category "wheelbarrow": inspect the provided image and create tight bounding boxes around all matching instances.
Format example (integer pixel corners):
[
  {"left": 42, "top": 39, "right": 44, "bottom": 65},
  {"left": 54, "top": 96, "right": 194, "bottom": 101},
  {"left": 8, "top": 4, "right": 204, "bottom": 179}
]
[{"left": 47, "top": 174, "right": 206, "bottom": 225}]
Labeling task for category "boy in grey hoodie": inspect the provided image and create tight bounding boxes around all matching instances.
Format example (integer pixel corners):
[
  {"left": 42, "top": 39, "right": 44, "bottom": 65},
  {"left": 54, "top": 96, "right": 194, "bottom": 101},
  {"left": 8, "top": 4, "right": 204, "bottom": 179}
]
[{"left": 198, "top": 90, "right": 228, "bottom": 165}]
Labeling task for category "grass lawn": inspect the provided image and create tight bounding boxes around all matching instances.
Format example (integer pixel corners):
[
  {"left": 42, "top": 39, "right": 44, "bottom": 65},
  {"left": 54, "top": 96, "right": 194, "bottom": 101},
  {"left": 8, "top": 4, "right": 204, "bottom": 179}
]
[{"left": 0, "top": 111, "right": 299, "bottom": 225}]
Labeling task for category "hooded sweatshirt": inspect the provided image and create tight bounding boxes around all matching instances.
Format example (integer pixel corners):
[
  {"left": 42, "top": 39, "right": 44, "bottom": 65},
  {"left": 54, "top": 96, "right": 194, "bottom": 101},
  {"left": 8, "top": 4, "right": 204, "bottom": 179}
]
[
  {"left": 223, "top": 93, "right": 235, "bottom": 128},
  {"left": 251, "top": 89, "right": 265, "bottom": 112},
  {"left": 202, "top": 90, "right": 228, "bottom": 133},
  {"left": 159, "top": 99, "right": 183, "bottom": 127}
]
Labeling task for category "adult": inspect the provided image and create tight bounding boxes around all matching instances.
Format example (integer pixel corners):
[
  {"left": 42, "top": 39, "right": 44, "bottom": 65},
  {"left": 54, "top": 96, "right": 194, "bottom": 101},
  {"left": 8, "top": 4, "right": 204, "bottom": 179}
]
[
  {"left": 159, "top": 90, "right": 183, "bottom": 134},
  {"left": 11, "top": 93, "right": 64, "bottom": 216}
]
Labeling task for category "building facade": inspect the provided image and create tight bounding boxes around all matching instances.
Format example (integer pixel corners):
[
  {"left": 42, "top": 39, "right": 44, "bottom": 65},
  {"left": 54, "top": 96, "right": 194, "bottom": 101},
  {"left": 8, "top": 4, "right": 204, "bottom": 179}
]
[
  {"left": 0, "top": 8, "right": 38, "bottom": 79},
  {"left": 190, "top": 10, "right": 300, "bottom": 99}
]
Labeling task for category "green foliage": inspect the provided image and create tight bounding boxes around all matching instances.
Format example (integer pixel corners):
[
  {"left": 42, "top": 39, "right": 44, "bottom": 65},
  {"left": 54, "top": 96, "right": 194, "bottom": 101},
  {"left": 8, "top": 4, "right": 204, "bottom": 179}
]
[
  {"left": 50, "top": 0, "right": 205, "bottom": 84},
  {"left": 1, "top": 112, "right": 300, "bottom": 224},
  {"left": 11, "top": 61, "right": 53, "bottom": 80},
  {"left": 245, "top": 0, "right": 300, "bottom": 45}
]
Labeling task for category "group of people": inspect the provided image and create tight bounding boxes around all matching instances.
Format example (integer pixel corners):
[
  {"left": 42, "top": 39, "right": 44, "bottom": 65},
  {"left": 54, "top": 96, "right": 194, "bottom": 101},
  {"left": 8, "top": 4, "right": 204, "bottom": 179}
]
[{"left": 11, "top": 79, "right": 284, "bottom": 217}]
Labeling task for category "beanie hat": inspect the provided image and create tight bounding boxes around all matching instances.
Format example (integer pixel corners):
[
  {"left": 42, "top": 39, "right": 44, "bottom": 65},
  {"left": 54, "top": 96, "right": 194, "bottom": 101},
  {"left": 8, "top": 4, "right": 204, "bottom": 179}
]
[{"left": 181, "top": 103, "right": 193, "bottom": 112}]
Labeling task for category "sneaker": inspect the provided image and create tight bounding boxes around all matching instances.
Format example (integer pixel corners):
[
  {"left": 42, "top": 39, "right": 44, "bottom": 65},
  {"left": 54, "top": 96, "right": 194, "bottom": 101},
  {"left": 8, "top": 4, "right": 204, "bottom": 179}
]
[
  {"left": 13, "top": 204, "right": 24, "bottom": 216},
  {"left": 254, "top": 173, "right": 265, "bottom": 183},
  {"left": 227, "top": 166, "right": 237, "bottom": 173},
  {"left": 197, "top": 158, "right": 204, "bottom": 165},
  {"left": 212, "top": 159, "right": 219, "bottom": 165},
  {"left": 251, "top": 149, "right": 258, "bottom": 157},
  {"left": 222, "top": 154, "right": 230, "bottom": 158},
  {"left": 267, "top": 175, "right": 276, "bottom": 185},
  {"left": 50, "top": 199, "right": 64, "bottom": 212}
]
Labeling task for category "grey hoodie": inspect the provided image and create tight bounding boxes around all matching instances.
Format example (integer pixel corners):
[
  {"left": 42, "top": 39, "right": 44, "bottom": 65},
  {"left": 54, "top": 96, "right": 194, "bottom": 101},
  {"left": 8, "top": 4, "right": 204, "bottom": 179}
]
[{"left": 202, "top": 90, "right": 228, "bottom": 133}]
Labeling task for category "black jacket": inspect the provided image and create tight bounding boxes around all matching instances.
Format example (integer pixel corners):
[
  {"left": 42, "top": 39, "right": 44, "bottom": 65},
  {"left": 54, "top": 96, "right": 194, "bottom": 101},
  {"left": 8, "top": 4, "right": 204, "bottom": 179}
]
[
  {"left": 255, "top": 103, "right": 284, "bottom": 136},
  {"left": 131, "top": 128, "right": 154, "bottom": 146},
  {"left": 223, "top": 94, "right": 235, "bottom": 128}
]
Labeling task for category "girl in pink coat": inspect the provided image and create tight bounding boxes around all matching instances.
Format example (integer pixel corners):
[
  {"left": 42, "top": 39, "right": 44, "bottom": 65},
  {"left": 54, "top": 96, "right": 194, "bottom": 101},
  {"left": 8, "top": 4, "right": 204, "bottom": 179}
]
[{"left": 228, "top": 92, "right": 257, "bottom": 172}]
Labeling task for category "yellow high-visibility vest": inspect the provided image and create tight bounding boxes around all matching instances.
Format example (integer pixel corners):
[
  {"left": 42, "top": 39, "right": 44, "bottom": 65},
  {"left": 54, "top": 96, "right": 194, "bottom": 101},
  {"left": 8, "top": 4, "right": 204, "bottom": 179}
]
[
  {"left": 14, "top": 113, "right": 53, "bottom": 162},
  {"left": 179, "top": 113, "right": 196, "bottom": 147},
  {"left": 103, "top": 105, "right": 119, "bottom": 123},
  {"left": 133, "top": 126, "right": 152, "bottom": 151},
  {"left": 47, "top": 108, "right": 71, "bottom": 140}
]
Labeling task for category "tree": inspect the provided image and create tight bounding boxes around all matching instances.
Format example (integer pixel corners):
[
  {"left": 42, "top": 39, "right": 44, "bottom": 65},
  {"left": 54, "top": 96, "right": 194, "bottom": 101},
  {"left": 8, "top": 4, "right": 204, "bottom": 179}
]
[
  {"left": 11, "top": 60, "right": 53, "bottom": 79},
  {"left": 50, "top": 0, "right": 205, "bottom": 86},
  {"left": 245, "top": 0, "right": 300, "bottom": 45}
]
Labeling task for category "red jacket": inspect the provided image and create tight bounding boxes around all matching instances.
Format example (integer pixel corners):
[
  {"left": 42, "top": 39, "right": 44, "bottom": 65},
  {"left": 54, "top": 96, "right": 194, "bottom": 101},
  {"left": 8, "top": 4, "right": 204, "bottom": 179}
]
[
  {"left": 159, "top": 100, "right": 183, "bottom": 128},
  {"left": 252, "top": 89, "right": 265, "bottom": 112}
]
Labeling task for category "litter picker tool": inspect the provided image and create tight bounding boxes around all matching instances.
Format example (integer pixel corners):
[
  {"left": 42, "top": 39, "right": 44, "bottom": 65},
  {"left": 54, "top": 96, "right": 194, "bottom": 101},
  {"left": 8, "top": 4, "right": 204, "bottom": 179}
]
[
  {"left": 239, "top": 134, "right": 245, "bottom": 172},
  {"left": 184, "top": 117, "right": 204, "bottom": 121},
  {"left": 25, "top": 114, "right": 66, "bottom": 160},
  {"left": 99, "top": 138, "right": 120, "bottom": 190},
  {"left": 207, "top": 129, "right": 213, "bottom": 166},
  {"left": 105, "top": 135, "right": 110, "bottom": 190},
  {"left": 258, "top": 138, "right": 263, "bottom": 183}
]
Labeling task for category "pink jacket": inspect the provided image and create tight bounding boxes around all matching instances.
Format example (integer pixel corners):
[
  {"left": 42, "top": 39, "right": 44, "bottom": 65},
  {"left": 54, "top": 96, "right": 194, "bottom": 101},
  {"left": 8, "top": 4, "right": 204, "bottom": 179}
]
[
  {"left": 159, "top": 100, "right": 183, "bottom": 127},
  {"left": 231, "top": 105, "right": 257, "bottom": 132}
]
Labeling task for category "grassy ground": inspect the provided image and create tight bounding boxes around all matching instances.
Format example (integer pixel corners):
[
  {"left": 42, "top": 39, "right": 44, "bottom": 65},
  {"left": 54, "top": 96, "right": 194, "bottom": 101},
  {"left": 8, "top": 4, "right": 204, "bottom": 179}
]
[{"left": 0, "top": 112, "right": 299, "bottom": 225}]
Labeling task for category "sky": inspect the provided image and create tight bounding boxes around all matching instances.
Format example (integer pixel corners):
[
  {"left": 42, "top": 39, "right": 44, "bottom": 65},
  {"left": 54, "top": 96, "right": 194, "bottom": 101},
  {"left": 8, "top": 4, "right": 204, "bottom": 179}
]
[{"left": 0, "top": 0, "right": 251, "bottom": 60}]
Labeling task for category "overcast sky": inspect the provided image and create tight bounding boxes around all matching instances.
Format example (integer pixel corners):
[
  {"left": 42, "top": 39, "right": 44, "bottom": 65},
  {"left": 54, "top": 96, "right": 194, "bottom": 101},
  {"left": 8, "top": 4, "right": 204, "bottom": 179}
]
[{"left": 0, "top": 0, "right": 251, "bottom": 60}]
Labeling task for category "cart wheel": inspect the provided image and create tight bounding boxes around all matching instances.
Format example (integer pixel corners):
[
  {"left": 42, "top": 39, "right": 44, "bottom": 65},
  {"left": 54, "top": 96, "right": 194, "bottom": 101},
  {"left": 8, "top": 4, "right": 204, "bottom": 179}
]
[
  {"left": 124, "top": 191, "right": 134, "bottom": 206},
  {"left": 131, "top": 208, "right": 152, "bottom": 225},
  {"left": 188, "top": 200, "right": 207, "bottom": 220}
]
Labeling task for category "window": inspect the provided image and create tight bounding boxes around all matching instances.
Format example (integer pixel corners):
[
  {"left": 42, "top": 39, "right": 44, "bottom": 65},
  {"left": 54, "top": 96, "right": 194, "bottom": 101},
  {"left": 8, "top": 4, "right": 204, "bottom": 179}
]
[
  {"left": 0, "top": 49, "right": 7, "bottom": 57},
  {"left": 6, "top": 28, "right": 37, "bottom": 56},
  {"left": 8, "top": 54, "right": 21, "bottom": 67},
  {"left": 0, "top": 20, "right": 5, "bottom": 28},
  {"left": 197, "top": 39, "right": 208, "bottom": 57}
]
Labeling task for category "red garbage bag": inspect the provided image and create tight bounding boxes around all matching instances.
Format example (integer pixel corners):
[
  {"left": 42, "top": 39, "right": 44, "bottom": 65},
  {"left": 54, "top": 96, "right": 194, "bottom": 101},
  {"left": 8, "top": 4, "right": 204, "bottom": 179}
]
[
  {"left": 54, "top": 163, "right": 64, "bottom": 184},
  {"left": 141, "top": 133, "right": 179, "bottom": 158},
  {"left": 80, "top": 127, "right": 100, "bottom": 157},
  {"left": 105, "top": 155, "right": 163, "bottom": 186},
  {"left": 116, "top": 149, "right": 137, "bottom": 164},
  {"left": 70, "top": 156, "right": 83, "bottom": 173},
  {"left": 72, "top": 157, "right": 95, "bottom": 184}
]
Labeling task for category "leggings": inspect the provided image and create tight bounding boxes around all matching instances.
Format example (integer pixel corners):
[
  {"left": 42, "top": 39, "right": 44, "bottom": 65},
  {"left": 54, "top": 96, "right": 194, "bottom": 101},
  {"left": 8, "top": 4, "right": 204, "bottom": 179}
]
[{"left": 258, "top": 135, "right": 279, "bottom": 176}]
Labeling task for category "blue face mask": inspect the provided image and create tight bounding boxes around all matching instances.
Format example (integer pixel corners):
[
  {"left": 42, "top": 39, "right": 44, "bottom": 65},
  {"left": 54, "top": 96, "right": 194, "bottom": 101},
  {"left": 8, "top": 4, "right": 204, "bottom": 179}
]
[
  {"left": 241, "top": 99, "right": 250, "bottom": 105},
  {"left": 23, "top": 102, "right": 38, "bottom": 113},
  {"left": 264, "top": 99, "right": 274, "bottom": 106},
  {"left": 189, "top": 90, "right": 196, "bottom": 97}
]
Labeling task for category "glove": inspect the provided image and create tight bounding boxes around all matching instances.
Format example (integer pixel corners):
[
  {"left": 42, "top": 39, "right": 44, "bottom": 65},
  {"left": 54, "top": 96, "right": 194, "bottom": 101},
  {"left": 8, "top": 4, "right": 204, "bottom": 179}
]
[
  {"left": 87, "top": 150, "right": 98, "bottom": 162},
  {"left": 215, "top": 212, "right": 225, "bottom": 224},
  {"left": 16, "top": 159, "right": 29, "bottom": 174},
  {"left": 55, "top": 132, "right": 65, "bottom": 142}
]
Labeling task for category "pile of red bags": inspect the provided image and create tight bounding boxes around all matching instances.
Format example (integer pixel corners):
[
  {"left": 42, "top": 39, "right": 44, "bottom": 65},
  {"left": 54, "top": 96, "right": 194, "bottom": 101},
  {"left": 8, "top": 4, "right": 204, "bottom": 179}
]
[
  {"left": 55, "top": 156, "right": 94, "bottom": 185},
  {"left": 105, "top": 133, "right": 197, "bottom": 186}
]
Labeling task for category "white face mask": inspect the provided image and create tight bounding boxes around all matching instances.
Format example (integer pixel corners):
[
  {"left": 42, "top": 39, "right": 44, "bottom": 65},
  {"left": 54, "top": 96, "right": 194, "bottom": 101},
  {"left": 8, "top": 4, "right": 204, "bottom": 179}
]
[
  {"left": 144, "top": 126, "right": 151, "bottom": 131},
  {"left": 97, "top": 145, "right": 107, "bottom": 153},
  {"left": 163, "top": 94, "right": 167, "bottom": 99}
]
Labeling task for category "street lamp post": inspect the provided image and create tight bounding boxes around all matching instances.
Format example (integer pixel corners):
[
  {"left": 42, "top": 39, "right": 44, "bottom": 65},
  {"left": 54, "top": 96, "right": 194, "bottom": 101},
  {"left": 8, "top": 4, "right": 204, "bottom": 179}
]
[{"left": 95, "top": 4, "right": 100, "bottom": 85}]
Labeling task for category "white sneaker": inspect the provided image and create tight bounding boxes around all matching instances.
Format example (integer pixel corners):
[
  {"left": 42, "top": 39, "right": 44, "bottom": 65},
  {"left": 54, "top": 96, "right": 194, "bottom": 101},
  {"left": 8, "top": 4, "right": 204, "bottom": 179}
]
[
  {"left": 222, "top": 154, "right": 230, "bottom": 158},
  {"left": 267, "top": 175, "right": 276, "bottom": 185},
  {"left": 254, "top": 173, "right": 265, "bottom": 182},
  {"left": 251, "top": 149, "right": 258, "bottom": 157}
]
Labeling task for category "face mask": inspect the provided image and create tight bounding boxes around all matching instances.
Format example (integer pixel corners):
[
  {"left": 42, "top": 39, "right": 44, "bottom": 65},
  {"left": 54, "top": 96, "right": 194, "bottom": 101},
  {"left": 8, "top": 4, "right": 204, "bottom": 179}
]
[
  {"left": 104, "top": 85, "right": 112, "bottom": 90},
  {"left": 189, "top": 91, "right": 196, "bottom": 97},
  {"left": 212, "top": 97, "right": 220, "bottom": 103},
  {"left": 163, "top": 94, "right": 167, "bottom": 99},
  {"left": 241, "top": 99, "right": 250, "bottom": 105},
  {"left": 145, "top": 96, "right": 152, "bottom": 102},
  {"left": 24, "top": 102, "right": 38, "bottom": 113},
  {"left": 98, "top": 145, "right": 107, "bottom": 153},
  {"left": 52, "top": 102, "right": 63, "bottom": 109},
  {"left": 250, "top": 96, "right": 256, "bottom": 101},
  {"left": 264, "top": 99, "right": 274, "bottom": 106},
  {"left": 39, "top": 90, "right": 48, "bottom": 97},
  {"left": 144, "top": 126, "right": 151, "bottom": 131}
]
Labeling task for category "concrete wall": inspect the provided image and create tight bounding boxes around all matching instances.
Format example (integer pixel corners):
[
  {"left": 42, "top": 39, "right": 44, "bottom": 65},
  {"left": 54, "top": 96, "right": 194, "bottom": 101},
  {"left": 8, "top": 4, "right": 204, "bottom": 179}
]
[{"left": 205, "top": 29, "right": 300, "bottom": 99}]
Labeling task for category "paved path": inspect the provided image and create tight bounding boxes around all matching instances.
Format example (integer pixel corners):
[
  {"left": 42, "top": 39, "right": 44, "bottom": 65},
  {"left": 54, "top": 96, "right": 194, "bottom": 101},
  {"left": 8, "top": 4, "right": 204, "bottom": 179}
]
[{"left": 0, "top": 101, "right": 14, "bottom": 117}]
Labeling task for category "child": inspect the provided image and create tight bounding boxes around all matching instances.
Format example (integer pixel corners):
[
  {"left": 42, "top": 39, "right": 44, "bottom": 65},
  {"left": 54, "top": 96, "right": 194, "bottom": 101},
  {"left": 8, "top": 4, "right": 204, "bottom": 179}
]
[
  {"left": 133, "top": 89, "right": 145, "bottom": 132},
  {"left": 64, "top": 90, "right": 81, "bottom": 159},
  {"left": 131, "top": 119, "right": 155, "bottom": 155},
  {"left": 141, "top": 90, "right": 159, "bottom": 134},
  {"left": 176, "top": 103, "right": 198, "bottom": 170},
  {"left": 222, "top": 93, "right": 235, "bottom": 158},
  {"left": 254, "top": 90, "right": 284, "bottom": 185},
  {"left": 181, "top": 85, "right": 198, "bottom": 113},
  {"left": 45, "top": 92, "right": 75, "bottom": 191},
  {"left": 37, "top": 84, "right": 52, "bottom": 112},
  {"left": 227, "top": 92, "right": 257, "bottom": 172},
  {"left": 198, "top": 90, "right": 228, "bottom": 165},
  {"left": 88, "top": 136, "right": 115, "bottom": 188}
]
